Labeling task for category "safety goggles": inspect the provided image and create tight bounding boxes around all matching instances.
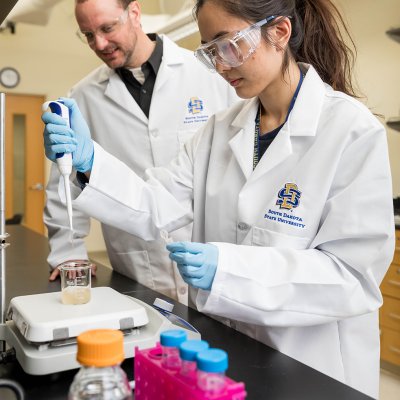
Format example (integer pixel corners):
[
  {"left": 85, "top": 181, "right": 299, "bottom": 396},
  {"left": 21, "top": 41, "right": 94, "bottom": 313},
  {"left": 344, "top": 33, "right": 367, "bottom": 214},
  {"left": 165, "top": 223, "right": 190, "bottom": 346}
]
[
  {"left": 195, "top": 16, "right": 276, "bottom": 72},
  {"left": 76, "top": 8, "right": 130, "bottom": 45}
]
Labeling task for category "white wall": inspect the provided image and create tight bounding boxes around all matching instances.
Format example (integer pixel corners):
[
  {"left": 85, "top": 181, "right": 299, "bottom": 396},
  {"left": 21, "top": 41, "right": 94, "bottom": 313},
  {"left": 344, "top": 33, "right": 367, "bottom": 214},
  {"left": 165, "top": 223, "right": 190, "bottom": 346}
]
[
  {"left": 1, "top": 1, "right": 99, "bottom": 98},
  {"left": 336, "top": 0, "right": 400, "bottom": 195},
  {"left": 1, "top": 0, "right": 399, "bottom": 253}
]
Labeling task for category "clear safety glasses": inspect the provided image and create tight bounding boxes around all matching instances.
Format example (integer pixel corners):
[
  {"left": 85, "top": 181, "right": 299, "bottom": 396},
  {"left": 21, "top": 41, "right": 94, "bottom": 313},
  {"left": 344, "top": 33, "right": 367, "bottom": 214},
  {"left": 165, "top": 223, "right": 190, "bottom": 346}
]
[
  {"left": 76, "top": 8, "right": 130, "bottom": 45},
  {"left": 195, "top": 16, "right": 276, "bottom": 72}
]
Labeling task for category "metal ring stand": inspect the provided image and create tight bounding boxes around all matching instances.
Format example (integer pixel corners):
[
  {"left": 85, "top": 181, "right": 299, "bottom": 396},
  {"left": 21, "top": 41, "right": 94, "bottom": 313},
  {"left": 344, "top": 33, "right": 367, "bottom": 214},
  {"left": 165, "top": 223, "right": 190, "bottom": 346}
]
[{"left": 0, "top": 93, "right": 10, "bottom": 348}]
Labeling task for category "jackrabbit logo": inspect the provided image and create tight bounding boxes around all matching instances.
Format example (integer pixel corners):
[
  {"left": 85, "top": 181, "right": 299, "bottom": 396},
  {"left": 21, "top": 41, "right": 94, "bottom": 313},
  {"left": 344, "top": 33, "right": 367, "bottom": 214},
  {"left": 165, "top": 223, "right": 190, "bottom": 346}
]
[
  {"left": 187, "top": 97, "right": 204, "bottom": 114},
  {"left": 276, "top": 183, "right": 301, "bottom": 210}
]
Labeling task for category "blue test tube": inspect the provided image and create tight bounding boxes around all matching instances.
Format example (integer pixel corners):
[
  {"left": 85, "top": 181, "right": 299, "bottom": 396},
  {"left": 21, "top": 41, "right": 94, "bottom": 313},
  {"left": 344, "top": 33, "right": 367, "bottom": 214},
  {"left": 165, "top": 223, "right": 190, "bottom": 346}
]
[
  {"left": 160, "top": 329, "right": 187, "bottom": 370},
  {"left": 196, "top": 348, "right": 228, "bottom": 395},
  {"left": 179, "top": 340, "right": 209, "bottom": 381}
]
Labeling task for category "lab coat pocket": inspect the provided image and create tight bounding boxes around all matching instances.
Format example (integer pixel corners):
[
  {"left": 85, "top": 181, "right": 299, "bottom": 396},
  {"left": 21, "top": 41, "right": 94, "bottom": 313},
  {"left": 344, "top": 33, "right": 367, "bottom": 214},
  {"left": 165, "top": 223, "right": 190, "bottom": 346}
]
[
  {"left": 108, "top": 250, "right": 154, "bottom": 288},
  {"left": 252, "top": 227, "right": 311, "bottom": 250},
  {"left": 178, "top": 130, "right": 197, "bottom": 149}
]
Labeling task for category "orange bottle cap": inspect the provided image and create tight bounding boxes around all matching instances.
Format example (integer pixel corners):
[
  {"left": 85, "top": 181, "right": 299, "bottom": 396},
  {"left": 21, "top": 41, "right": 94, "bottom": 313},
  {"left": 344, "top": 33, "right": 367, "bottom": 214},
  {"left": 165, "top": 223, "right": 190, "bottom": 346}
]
[{"left": 77, "top": 329, "right": 125, "bottom": 367}]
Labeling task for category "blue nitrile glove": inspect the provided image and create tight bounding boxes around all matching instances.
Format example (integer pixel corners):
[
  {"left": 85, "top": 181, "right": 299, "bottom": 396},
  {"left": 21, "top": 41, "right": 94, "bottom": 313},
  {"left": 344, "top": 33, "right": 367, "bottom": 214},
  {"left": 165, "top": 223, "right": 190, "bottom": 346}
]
[
  {"left": 42, "top": 97, "right": 94, "bottom": 172},
  {"left": 167, "top": 242, "right": 218, "bottom": 291}
]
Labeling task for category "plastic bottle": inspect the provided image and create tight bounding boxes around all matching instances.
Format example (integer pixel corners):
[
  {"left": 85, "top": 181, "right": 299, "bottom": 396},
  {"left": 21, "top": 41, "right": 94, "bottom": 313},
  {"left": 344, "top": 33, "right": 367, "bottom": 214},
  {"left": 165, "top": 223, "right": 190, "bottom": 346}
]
[
  {"left": 69, "top": 329, "right": 132, "bottom": 400},
  {"left": 196, "top": 348, "right": 228, "bottom": 395},
  {"left": 159, "top": 329, "right": 187, "bottom": 371},
  {"left": 179, "top": 340, "right": 209, "bottom": 382}
]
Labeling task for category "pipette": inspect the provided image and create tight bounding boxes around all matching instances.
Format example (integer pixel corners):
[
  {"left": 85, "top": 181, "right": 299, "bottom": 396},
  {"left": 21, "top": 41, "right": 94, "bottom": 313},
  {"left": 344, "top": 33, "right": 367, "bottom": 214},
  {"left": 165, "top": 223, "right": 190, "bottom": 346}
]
[{"left": 42, "top": 100, "right": 73, "bottom": 232}]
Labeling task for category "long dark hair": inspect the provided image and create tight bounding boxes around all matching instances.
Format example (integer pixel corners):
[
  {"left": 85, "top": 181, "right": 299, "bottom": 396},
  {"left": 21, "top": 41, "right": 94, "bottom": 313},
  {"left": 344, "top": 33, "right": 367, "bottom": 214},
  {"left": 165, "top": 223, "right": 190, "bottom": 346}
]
[{"left": 194, "top": 0, "right": 358, "bottom": 97}]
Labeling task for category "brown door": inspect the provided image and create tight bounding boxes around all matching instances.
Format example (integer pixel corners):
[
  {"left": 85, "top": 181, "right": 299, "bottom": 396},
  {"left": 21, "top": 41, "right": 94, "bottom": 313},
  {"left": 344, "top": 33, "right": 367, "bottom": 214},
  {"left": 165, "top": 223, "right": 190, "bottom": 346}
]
[{"left": 5, "top": 93, "right": 45, "bottom": 235}]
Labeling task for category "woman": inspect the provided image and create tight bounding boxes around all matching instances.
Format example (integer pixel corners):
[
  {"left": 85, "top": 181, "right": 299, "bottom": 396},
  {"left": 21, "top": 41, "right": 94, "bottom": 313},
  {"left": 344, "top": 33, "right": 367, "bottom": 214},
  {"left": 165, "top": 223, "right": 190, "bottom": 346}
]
[{"left": 42, "top": 0, "right": 394, "bottom": 396}]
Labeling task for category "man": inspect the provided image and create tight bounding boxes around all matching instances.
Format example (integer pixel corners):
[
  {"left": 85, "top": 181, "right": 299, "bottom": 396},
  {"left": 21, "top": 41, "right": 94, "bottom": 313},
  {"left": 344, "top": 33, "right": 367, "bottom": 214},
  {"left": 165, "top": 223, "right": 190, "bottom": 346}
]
[{"left": 44, "top": 0, "right": 237, "bottom": 303}]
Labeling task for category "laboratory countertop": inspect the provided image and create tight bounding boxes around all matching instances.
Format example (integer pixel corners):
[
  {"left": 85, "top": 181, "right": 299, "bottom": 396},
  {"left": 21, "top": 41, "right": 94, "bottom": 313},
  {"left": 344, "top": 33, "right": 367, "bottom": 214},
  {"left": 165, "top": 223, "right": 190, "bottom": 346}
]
[{"left": 0, "top": 226, "right": 373, "bottom": 400}]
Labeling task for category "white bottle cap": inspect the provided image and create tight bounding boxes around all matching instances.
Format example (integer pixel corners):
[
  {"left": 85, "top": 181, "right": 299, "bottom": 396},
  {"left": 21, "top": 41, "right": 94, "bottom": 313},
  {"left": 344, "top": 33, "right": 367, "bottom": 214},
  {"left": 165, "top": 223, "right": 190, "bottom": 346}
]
[{"left": 153, "top": 297, "right": 174, "bottom": 313}]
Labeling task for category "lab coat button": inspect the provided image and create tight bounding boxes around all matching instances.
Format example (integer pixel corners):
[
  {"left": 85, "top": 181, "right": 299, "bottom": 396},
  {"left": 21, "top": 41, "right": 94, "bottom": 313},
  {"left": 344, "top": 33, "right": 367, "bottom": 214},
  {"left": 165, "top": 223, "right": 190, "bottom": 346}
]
[
  {"left": 237, "top": 222, "right": 249, "bottom": 231},
  {"left": 151, "top": 130, "right": 158, "bottom": 137},
  {"left": 179, "top": 287, "right": 187, "bottom": 295}
]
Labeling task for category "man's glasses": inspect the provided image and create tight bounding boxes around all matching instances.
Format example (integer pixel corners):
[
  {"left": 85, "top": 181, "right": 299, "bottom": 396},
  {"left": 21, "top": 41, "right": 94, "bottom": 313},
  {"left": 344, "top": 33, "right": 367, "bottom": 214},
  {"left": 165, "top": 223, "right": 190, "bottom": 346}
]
[
  {"left": 76, "top": 8, "right": 130, "bottom": 45},
  {"left": 195, "top": 16, "right": 276, "bottom": 72}
]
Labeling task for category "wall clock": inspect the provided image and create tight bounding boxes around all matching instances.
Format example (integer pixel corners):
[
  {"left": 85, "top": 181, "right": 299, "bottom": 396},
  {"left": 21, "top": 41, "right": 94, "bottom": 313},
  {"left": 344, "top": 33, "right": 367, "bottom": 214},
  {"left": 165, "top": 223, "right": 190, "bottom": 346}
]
[{"left": 0, "top": 67, "right": 20, "bottom": 88}]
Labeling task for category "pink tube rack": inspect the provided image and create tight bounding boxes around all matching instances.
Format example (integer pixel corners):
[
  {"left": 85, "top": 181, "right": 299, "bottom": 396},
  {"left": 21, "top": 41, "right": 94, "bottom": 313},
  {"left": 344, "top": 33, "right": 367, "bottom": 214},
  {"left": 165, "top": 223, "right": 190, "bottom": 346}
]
[{"left": 134, "top": 344, "right": 247, "bottom": 400}]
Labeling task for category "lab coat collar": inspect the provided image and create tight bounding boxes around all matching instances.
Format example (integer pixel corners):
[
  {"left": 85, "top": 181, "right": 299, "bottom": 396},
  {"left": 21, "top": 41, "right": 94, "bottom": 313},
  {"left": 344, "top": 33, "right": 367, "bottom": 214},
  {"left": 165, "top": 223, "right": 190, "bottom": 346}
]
[
  {"left": 95, "top": 64, "right": 113, "bottom": 84},
  {"left": 153, "top": 34, "right": 185, "bottom": 92},
  {"left": 93, "top": 34, "right": 184, "bottom": 82},
  {"left": 286, "top": 63, "right": 325, "bottom": 138},
  {"left": 159, "top": 34, "right": 185, "bottom": 66},
  {"left": 229, "top": 64, "right": 326, "bottom": 181},
  {"left": 230, "top": 64, "right": 325, "bottom": 135},
  {"left": 105, "top": 69, "right": 148, "bottom": 123},
  {"left": 101, "top": 35, "right": 185, "bottom": 123},
  {"left": 229, "top": 99, "right": 259, "bottom": 180}
]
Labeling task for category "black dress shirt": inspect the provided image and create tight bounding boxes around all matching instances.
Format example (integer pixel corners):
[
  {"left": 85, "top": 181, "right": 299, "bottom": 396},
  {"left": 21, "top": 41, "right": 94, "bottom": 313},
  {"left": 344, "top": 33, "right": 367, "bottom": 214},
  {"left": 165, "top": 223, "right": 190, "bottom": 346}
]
[{"left": 116, "top": 33, "right": 163, "bottom": 118}]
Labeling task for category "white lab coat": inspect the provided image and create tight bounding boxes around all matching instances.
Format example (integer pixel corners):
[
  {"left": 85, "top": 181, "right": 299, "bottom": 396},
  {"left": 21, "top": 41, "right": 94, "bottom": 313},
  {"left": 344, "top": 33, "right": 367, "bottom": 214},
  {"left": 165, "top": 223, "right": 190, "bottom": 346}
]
[
  {"left": 70, "top": 64, "right": 394, "bottom": 397},
  {"left": 44, "top": 35, "right": 238, "bottom": 303}
]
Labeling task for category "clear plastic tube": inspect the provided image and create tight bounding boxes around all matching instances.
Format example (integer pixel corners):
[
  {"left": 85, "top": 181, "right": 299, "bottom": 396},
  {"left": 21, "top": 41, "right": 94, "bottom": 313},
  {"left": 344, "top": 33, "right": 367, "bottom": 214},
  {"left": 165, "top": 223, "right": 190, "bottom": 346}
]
[
  {"left": 160, "top": 330, "right": 187, "bottom": 371},
  {"left": 179, "top": 340, "right": 209, "bottom": 382},
  {"left": 196, "top": 348, "right": 228, "bottom": 395}
]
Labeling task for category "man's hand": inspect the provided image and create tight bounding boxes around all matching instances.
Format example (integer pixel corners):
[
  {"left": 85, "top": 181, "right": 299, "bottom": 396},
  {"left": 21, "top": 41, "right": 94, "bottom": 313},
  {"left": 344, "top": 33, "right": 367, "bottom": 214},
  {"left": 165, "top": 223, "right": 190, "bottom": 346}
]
[{"left": 49, "top": 260, "right": 97, "bottom": 281}]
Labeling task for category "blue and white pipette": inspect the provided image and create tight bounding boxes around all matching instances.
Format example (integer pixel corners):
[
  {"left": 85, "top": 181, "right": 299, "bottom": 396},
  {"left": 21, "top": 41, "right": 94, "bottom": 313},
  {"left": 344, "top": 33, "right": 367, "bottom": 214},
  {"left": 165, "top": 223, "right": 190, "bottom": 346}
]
[{"left": 42, "top": 100, "right": 73, "bottom": 232}]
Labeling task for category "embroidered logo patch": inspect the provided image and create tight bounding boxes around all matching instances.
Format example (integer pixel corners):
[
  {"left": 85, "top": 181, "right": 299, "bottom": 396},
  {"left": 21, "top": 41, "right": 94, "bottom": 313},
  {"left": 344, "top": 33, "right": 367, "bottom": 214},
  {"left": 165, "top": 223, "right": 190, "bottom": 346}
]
[
  {"left": 188, "top": 97, "right": 203, "bottom": 114},
  {"left": 276, "top": 183, "right": 301, "bottom": 210},
  {"left": 184, "top": 97, "right": 209, "bottom": 126}
]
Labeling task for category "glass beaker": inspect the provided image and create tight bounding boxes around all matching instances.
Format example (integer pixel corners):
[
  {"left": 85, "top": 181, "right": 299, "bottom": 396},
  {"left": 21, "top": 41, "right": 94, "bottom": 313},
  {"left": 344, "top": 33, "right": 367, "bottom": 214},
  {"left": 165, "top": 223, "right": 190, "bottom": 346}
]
[{"left": 59, "top": 261, "right": 92, "bottom": 305}]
